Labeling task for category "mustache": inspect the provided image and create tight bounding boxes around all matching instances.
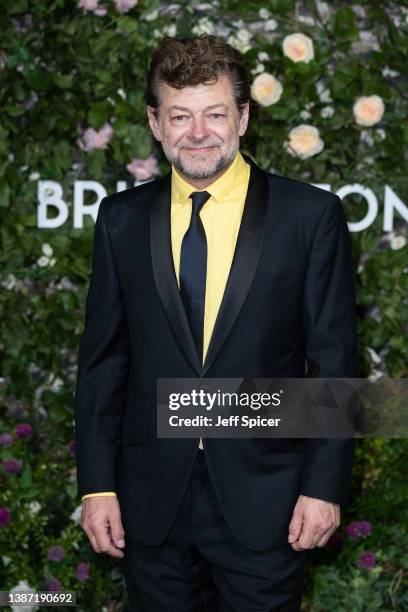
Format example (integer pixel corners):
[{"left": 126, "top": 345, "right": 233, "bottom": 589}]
[{"left": 179, "top": 143, "right": 222, "bottom": 150}]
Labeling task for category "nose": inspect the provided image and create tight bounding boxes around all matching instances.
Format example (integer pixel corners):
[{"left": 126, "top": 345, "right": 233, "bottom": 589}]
[{"left": 189, "top": 115, "right": 209, "bottom": 141}]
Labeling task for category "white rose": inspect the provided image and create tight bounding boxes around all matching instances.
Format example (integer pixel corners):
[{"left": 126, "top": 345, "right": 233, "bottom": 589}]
[
  {"left": 390, "top": 235, "right": 406, "bottom": 250},
  {"left": 70, "top": 504, "right": 82, "bottom": 523},
  {"left": 257, "top": 51, "right": 269, "bottom": 62},
  {"left": 41, "top": 243, "right": 53, "bottom": 257},
  {"left": 353, "top": 95, "right": 384, "bottom": 126},
  {"left": 321, "top": 106, "right": 334, "bottom": 118},
  {"left": 375, "top": 128, "right": 386, "bottom": 141},
  {"left": 300, "top": 110, "right": 312, "bottom": 120},
  {"left": 369, "top": 369, "right": 384, "bottom": 382},
  {"left": 37, "top": 256, "right": 50, "bottom": 267},
  {"left": 316, "top": 81, "right": 332, "bottom": 103},
  {"left": 192, "top": 17, "right": 214, "bottom": 35},
  {"left": 264, "top": 19, "right": 278, "bottom": 31},
  {"left": 284, "top": 124, "right": 324, "bottom": 159},
  {"left": 251, "top": 62, "right": 265, "bottom": 76},
  {"left": 142, "top": 8, "right": 158, "bottom": 21},
  {"left": 2, "top": 274, "right": 17, "bottom": 290},
  {"left": 162, "top": 23, "right": 177, "bottom": 37},
  {"left": 360, "top": 130, "right": 374, "bottom": 146},
  {"left": 259, "top": 8, "right": 270, "bottom": 19},
  {"left": 382, "top": 66, "right": 399, "bottom": 78},
  {"left": 320, "top": 89, "right": 332, "bottom": 103},
  {"left": 227, "top": 31, "right": 251, "bottom": 54},
  {"left": 250, "top": 73, "right": 283, "bottom": 106},
  {"left": 236, "top": 28, "right": 251, "bottom": 44},
  {"left": 366, "top": 347, "right": 382, "bottom": 365},
  {"left": 50, "top": 376, "right": 64, "bottom": 391},
  {"left": 282, "top": 33, "right": 314, "bottom": 63},
  {"left": 27, "top": 501, "right": 41, "bottom": 515}
]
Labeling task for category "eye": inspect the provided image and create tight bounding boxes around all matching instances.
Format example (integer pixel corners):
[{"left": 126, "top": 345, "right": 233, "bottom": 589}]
[
  {"left": 172, "top": 115, "right": 187, "bottom": 122},
  {"left": 209, "top": 113, "right": 225, "bottom": 119}
]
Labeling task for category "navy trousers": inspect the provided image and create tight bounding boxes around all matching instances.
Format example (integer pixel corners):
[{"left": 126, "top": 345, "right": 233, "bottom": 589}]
[{"left": 122, "top": 449, "right": 309, "bottom": 611}]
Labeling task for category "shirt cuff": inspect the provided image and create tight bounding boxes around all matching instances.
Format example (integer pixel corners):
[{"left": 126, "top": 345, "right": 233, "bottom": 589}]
[{"left": 81, "top": 492, "right": 117, "bottom": 500}]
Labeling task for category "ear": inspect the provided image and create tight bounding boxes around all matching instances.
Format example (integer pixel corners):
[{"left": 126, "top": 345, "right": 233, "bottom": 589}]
[
  {"left": 238, "top": 102, "right": 249, "bottom": 137},
  {"left": 146, "top": 105, "right": 162, "bottom": 142}
]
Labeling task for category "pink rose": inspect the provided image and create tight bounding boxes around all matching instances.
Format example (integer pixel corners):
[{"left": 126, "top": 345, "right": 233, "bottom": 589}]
[
  {"left": 93, "top": 6, "right": 107, "bottom": 16},
  {"left": 80, "top": 123, "right": 114, "bottom": 151},
  {"left": 78, "top": 0, "right": 98, "bottom": 9},
  {"left": 114, "top": 0, "right": 138, "bottom": 14},
  {"left": 126, "top": 155, "right": 160, "bottom": 181},
  {"left": 78, "top": 0, "right": 107, "bottom": 14}
]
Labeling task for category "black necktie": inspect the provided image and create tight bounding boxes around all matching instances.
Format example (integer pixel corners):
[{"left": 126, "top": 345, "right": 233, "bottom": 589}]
[{"left": 179, "top": 190, "right": 211, "bottom": 363}]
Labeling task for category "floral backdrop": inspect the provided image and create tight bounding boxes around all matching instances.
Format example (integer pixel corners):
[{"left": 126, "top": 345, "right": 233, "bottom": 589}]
[{"left": 0, "top": 1, "right": 407, "bottom": 610}]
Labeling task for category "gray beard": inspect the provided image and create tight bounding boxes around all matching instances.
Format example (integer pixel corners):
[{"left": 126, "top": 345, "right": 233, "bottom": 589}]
[{"left": 162, "top": 137, "right": 240, "bottom": 180}]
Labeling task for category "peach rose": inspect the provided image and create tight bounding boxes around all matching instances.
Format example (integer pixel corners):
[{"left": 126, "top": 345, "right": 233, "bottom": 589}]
[
  {"left": 353, "top": 95, "right": 384, "bottom": 127},
  {"left": 284, "top": 124, "right": 324, "bottom": 159},
  {"left": 282, "top": 33, "right": 314, "bottom": 63},
  {"left": 250, "top": 72, "right": 283, "bottom": 106}
]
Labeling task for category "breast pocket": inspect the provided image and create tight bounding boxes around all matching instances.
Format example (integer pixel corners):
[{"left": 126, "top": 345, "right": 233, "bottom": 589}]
[{"left": 120, "top": 411, "right": 150, "bottom": 446}]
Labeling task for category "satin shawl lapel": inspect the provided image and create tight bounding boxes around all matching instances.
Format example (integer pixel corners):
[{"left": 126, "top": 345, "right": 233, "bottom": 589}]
[
  {"left": 150, "top": 172, "right": 202, "bottom": 375},
  {"left": 150, "top": 154, "right": 269, "bottom": 377}
]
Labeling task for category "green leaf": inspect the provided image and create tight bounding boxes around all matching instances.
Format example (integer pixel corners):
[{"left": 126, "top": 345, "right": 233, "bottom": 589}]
[
  {"left": 4, "top": 0, "right": 28, "bottom": 14},
  {"left": 3, "top": 105, "right": 26, "bottom": 117},
  {"left": 88, "top": 102, "right": 111, "bottom": 129},
  {"left": 20, "top": 464, "right": 32, "bottom": 488},
  {"left": 54, "top": 74, "right": 74, "bottom": 89},
  {"left": 332, "top": 6, "right": 359, "bottom": 43},
  {"left": 117, "top": 16, "right": 140, "bottom": 33},
  {"left": 25, "top": 68, "right": 54, "bottom": 92}
]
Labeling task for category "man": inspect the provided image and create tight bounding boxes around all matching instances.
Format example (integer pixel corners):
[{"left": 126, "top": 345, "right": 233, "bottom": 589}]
[{"left": 74, "top": 33, "right": 359, "bottom": 611}]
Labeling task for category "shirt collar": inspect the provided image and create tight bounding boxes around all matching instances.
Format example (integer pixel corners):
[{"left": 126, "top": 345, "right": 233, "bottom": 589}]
[{"left": 171, "top": 150, "right": 249, "bottom": 205}]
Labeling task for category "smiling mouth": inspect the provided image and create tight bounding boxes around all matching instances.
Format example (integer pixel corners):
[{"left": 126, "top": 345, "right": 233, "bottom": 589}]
[{"left": 184, "top": 146, "right": 217, "bottom": 152}]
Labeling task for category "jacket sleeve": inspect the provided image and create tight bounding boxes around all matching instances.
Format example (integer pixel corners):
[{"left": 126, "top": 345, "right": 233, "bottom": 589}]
[
  {"left": 300, "top": 194, "right": 359, "bottom": 506},
  {"left": 74, "top": 197, "right": 129, "bottom": 499}
]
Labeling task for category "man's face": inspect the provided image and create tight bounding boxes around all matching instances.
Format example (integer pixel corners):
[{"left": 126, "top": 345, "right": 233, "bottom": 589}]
[{"left": 147, "top": 73, "right": 249, "bottom": 180}]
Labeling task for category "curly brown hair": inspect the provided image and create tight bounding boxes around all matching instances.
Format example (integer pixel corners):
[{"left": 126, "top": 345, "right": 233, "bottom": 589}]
[{"left": 145, "top": 33, "right": 250, "bottom": 116}]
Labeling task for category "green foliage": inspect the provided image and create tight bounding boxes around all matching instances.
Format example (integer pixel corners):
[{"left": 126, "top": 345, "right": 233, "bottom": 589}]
[
  {"left": 302, "top": 438, "right": 408, "bottom": 611},
  {"left": 0, "top": 1, "right": 407, "bottom": 610}
]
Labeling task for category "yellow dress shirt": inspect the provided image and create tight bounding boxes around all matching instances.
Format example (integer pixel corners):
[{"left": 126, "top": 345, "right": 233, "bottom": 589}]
[{"left": 82, "top": 151, "right": 250, "bottom": 500}]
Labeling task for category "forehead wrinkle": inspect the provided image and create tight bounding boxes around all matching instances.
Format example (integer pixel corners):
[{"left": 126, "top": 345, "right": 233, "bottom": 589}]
[{"left": 167, "top": 103, "right": 228, "bottom": 115}]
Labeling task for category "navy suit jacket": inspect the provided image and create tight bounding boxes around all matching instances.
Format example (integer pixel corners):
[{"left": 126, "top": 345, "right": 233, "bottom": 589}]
[{"left": 74, "top": 153, "right": 359, "bottom": 551}]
